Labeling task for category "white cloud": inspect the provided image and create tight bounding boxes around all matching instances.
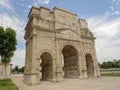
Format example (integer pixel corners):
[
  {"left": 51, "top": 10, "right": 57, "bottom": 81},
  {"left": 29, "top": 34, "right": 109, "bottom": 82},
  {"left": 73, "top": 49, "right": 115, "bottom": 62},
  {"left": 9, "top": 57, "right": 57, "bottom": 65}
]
[
  {"left": 28, "top": 5, "right": 32, "bottom": 9},
  {"left": 41, "top": 0, "right": 50, "bottom": 4},
  {"left": 87, "top": 14, "right": 120, "bottom": 63},
  {"left": 88, "top": 0, "right": 120, "bottom": 62},
  {"left": 87, "top": 13, "right": 109, "bottom": 31},
  {"left": 111, "top": 0, "right": 120, "bottom": 16},
  {"left": 111, "top": 11, "right": 120, "bottom": 15},
  {"left": 0, "top": 0, "right": 26, "bottom": 67},
  {"left": 33, "top": 0, "right": 50, "bottom": 6},
  {"left": 20, "top": 3, "right": 24, "bottom": 6},
  {"left": 112, "top": 0, "right": 116, "bottom": 3},
  {"left": 0, "top": 0, "right": 14, "bottom": 11},
  {"left": 0, "top": 12, "right": 25, "bottom": 43},
  {"left": 0, "top": 0, "right": 26, "bottom": 44},
  {"left": 112, "top": 0, "right": 120, "bottom": 3},
  {"left": 11, "top": 49, "right": 25, "bottom": 68},
  {"left": 110, "top": 6, "right": 114, "bottom": 11}
]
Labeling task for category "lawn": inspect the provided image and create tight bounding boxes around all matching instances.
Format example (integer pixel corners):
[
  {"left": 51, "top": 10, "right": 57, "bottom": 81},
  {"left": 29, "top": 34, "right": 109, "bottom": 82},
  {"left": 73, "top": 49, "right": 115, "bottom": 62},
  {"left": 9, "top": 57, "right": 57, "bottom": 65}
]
[
  {"left": 101, "top": 73, "right": 120, "bottom": 77},
  {"left": 100, "top": 69, "right": 120, "bottom": 77},
  {"left": 100, "top": 69, "right": 120, "bottom": 72},
  {"left": 0, "top": 79, "right": 19, "bottom": 90}
]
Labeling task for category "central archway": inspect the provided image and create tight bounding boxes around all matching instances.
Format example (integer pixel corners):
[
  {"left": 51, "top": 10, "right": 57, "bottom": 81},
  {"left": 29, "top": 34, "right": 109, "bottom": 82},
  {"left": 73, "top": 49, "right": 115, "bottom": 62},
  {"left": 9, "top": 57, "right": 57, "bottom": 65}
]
[
  {"left": 40, "top": 52, "right": 53, "bottom": 81},
  {"left": 62, "top": 45, "right": 79, "bottom": 78}
]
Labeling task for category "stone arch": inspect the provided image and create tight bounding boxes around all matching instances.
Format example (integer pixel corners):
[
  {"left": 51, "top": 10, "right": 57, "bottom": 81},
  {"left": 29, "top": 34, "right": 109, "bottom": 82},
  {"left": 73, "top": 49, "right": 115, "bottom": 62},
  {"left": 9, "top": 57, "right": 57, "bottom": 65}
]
[
  {"left": 37, "top": 49, "right": 55, "bottom": 59},
  {"left": 60, "top": 43, "right": 79, "bottom": 54},
  {"left": 85, "top": 53, "right": 94, "bottom": 77},
  {"left": 62, "top": 45, "right": 79, "bottom": 78},
  {"left": 40, "top": 52, "right": 53, "bottom": 81},
  {"left": 37, "top": 50, "right": 55, "bottom": 81}
]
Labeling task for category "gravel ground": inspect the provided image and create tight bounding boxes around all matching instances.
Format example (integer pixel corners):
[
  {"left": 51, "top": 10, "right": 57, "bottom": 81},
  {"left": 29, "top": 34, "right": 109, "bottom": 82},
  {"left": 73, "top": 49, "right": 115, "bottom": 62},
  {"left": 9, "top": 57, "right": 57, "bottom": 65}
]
[{"left": 12, "top": 76, "right": 120, "bottom": 90}]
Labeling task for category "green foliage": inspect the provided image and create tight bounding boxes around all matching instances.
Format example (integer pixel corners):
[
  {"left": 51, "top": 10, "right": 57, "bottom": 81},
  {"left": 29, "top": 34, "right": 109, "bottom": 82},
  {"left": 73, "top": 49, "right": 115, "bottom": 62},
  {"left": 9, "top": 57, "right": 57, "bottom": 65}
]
[
  {"left": 19, "top": 66, "right": 24, "bottom": 73},
  {"left": 0, "top": 79, "right": 19, "bottom": 90},
  {"left": 12, "top": 66, "right": 24, "bottom": 73},
  {"left": 100, "top": 59, "right": 120, "bottom": 69},
  {"left": 0, "top": 26, "right": 17, "bottom": 64}
]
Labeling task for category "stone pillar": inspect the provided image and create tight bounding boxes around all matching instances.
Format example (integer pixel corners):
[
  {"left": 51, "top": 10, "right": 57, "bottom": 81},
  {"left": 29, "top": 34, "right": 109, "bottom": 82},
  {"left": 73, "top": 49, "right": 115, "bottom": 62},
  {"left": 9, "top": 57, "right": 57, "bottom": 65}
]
[
  {"left": 24, "top": 40, "right": 29, "bottom": 74},
  {"left": 93, "top": 60, "right": 97, "bottom": 77},
  {"left": 79, "top": 37, "right": 88, "bottom": 78},
  {"left": 36, "top": 58, "right": 41, "bottom": 82},
  {"left": 24, "top": 29, "right": 40, "bottom": 85},
  {"left": 24, "top": 43, "right": 27, "bottom": 74},
  {"left": 24, "top": 38, "right": 31, "bottom": 85},
  {"left": 93, "top": 54, "right": 101, "bottom": 77},
  {"left": 78, "top": 55, "right": 83, "bottom": 78},
  {"left": 51, "top": 59, "right": 57, "bottom": 82},
  {"left": 78, "top": 41, "right": 84, "bottom": 79},
  {"left": 27, "top": 40, "right": 30, "bottom": 74},
  {"left": 30, "top": 31, "right": 40, "bottom": 85},
  {"left": 55, "top": 40, "right": 63, "bottom": 81},
  {"left": 82, "top": 56, "right": 88, "bottom": 78},
  {"left": 93, "top": 41, "right": 101, "bottom": 77}
]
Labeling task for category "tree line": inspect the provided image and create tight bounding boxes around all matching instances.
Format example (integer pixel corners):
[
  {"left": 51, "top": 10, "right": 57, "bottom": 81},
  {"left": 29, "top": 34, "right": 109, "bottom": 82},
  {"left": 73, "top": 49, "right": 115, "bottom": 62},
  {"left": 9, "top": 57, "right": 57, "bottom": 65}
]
[
  {"left": 12, "top": 66, "right": 24, "bottom": 73},
  {"left": 99, "top": 59, "right": 120, "bottom": 69}
]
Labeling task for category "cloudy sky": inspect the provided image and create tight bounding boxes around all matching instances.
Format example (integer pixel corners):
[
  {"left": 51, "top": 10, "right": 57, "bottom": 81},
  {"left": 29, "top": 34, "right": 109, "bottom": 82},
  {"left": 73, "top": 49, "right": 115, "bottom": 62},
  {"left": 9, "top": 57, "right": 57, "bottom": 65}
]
[{"left": 0, "top": 0, "right": 120, "bottom": 67}]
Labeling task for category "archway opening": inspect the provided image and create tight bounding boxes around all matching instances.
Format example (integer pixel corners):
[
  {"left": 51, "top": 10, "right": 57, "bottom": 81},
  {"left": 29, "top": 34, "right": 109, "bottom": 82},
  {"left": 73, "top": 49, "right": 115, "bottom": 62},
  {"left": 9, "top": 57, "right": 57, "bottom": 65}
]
[
  {"left": 40, "top": 52, "right": 53, "bottom": 81},
  {"left": 85, "top": 54, "right": 94, "bottom": 77},
  {"left": 62, "top": 45, "right": 79, "bottom": 78}
]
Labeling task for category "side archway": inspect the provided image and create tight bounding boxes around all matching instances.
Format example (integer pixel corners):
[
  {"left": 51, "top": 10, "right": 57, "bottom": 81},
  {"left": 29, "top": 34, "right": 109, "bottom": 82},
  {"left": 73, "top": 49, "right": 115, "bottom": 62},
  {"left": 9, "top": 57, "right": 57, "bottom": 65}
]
[
  {"left": 40, "top": 52, "right": 53, "bottom": 81},
  {"left": 85, "top": 53, "right": 94, "bottom": 77}
]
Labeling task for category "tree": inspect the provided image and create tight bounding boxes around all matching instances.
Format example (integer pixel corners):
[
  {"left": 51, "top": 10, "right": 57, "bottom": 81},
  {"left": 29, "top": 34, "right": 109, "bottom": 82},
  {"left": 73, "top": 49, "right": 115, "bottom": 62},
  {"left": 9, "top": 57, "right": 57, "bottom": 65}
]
[
  {"left": 0, "top": 26, "right": 17, "bottom": 78},
  {"left": 12, "top": 66, "right": 19, "bottom": 73},
  {"left": 100, "top": 59, "right": 120, "bottom": 69},
  {"left": 12, "top": 66, "right": 24, "bottom": 73},
  {"left": 19, "top": 66, "right": 24, "bottom": 73}
]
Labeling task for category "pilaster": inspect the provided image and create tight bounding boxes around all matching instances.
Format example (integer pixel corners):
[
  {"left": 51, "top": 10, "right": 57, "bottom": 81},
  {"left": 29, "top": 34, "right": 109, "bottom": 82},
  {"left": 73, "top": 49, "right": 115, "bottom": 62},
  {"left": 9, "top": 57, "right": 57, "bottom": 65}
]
[{"left": 55, "top": 39, "right": 63, "bottom": 81}]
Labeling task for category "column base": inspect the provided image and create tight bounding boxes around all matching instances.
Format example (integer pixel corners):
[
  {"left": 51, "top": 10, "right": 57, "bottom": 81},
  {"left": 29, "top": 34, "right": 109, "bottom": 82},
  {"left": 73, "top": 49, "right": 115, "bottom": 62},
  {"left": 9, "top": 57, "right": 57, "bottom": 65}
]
[
  {"left": 56, "top": 72, "right": 64, "bottom": 82},
  {"left": 82, "top": 70, "right": 88, "bottom": 78},
  {"left": 23, "top": 74, "right": 40, "bottom": 85},
  {"left": 51, "top": 78, "right": 57, "bottom": 82},
  {"left": 78, "top": 74, "right": 84, "bottom": 79}
]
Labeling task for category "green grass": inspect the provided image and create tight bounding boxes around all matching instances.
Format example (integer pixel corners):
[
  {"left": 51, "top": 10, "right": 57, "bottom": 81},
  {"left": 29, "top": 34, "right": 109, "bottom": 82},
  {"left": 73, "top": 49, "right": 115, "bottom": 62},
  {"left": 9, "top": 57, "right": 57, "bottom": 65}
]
[
  {"left": 100, "top": 69, "right": 120, "bottom": 72},
  {"left": 0, "top": 79, "right": 19, "bottom": 90},
  {"left": 101, "top": 73, "right": 120, "bottom": 77}
]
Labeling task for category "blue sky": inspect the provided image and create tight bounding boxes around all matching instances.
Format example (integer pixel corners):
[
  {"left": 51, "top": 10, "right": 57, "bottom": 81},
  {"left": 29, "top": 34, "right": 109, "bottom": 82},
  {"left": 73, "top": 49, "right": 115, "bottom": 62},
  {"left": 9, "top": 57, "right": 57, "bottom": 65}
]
[{"left": 0, "top": 0, "right": 120, "bottom": 67}]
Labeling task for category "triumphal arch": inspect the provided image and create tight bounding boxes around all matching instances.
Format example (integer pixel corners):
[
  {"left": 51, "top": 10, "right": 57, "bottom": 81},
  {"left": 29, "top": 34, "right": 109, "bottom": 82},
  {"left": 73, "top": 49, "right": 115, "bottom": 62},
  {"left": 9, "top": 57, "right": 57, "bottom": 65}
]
[{"left": 24, "top": 6, "right": 100, "bottom": 85}]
